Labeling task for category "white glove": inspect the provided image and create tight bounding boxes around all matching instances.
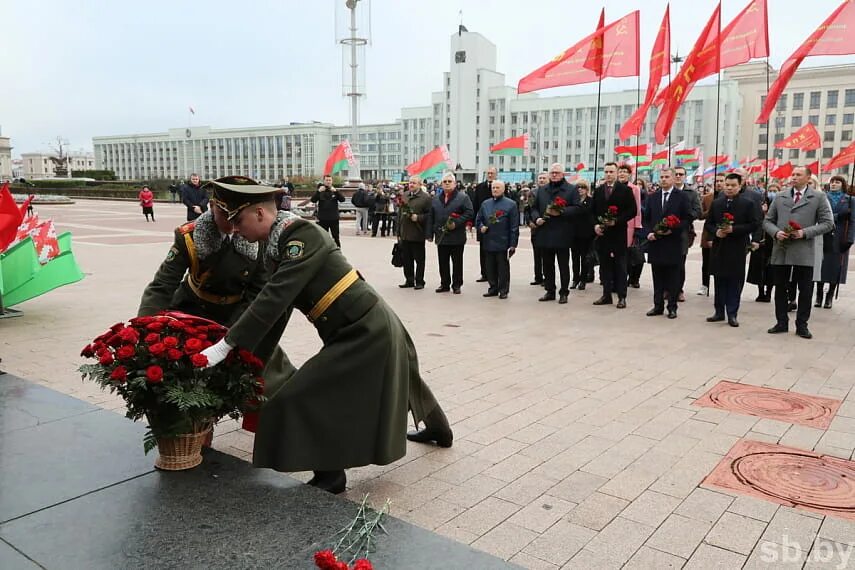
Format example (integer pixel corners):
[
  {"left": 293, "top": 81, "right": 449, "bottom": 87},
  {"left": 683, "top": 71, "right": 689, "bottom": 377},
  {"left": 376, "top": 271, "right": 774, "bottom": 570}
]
[{"left": 200, "top": 338, "right": 233, "bottom": 368}]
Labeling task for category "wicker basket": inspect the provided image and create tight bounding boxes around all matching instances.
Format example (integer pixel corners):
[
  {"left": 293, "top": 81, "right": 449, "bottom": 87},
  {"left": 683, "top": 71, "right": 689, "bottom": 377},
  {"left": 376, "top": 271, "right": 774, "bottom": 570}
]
[{"left": 154, "top": 426, "right": 212, "bottom": 471}]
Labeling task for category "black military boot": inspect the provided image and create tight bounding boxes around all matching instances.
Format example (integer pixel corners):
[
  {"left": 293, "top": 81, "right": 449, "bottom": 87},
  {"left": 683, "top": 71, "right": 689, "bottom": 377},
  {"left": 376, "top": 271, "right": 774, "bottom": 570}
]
[
  {"left": 307, "top": 470, "right": 347, "bottom": 494},
  {"left": 815, "top": 286, "right": 824, "bottom": 308},
  {"left": 406, "top": 407, "right": 453, "bottom": 448},
  {"left": 825, "top": 285, "right": 836, "bottom": 309}
]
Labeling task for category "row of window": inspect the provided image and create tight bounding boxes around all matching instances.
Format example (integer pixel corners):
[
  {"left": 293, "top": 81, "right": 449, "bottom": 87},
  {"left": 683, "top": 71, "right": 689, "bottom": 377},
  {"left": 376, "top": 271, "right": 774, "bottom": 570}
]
[{"left": 771, "top": 90, "right": 855, "bottom": 112}]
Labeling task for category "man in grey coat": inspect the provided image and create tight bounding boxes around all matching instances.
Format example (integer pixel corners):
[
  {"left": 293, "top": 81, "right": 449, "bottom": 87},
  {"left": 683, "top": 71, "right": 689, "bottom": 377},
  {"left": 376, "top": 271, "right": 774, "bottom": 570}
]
[{"left": 764, "top": 166, "right": 834, "bottom": 339}]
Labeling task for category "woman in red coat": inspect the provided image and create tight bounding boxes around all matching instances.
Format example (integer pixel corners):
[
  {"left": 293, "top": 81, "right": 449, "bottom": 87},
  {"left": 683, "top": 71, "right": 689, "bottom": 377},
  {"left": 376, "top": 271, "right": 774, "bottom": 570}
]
[{"left": 138, "top": 185, "right": 155, "bottom": 222}]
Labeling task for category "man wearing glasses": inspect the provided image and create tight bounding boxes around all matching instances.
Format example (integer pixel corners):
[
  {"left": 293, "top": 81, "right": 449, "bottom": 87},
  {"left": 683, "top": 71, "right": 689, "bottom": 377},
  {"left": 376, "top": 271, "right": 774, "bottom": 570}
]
[
  {"left": 530, "top": 163, "right": 580, "bottom": 304},
  {"left": 426, "top": 172, "right": 475, "bottom": 294},
  {"left": 674, "top": 166, "right": 702, "bottom": 301}
]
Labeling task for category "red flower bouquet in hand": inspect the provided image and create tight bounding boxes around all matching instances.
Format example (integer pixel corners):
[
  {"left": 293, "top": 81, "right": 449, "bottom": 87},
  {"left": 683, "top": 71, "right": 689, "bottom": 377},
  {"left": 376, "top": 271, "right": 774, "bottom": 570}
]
[
  {"left": 780, "top": 220, "right": 802, "bottom": 247},
  {"left": 488, "top": 209, "right": 506, "bottom": 225},
  {"left": 598, "top": 204, "right": 619, "bottom": 226},
  {"left": 653, "top": 214, "right": 681, "bottom": 236},
  {"left": 545, "top": 196, "right": 568, "bottom": 217},
  {"left": 717, "top": 212, "right": 735, "bottom": 232},
  {"left": 78, "top": 311, "right": 265, "bottom": 453},
  {"left": 442, "top": 211, "right": 462, "bottom": 233}
]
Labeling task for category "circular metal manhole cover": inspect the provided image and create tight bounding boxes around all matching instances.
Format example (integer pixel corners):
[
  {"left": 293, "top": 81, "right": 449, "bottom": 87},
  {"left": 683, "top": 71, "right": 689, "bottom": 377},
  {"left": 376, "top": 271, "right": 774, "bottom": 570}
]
[
  {"left": 732, "top": 452, "right": 855, "bottom": 514},
  {"left": 709, "top": 386, "right": 836, "bottom": 425}
]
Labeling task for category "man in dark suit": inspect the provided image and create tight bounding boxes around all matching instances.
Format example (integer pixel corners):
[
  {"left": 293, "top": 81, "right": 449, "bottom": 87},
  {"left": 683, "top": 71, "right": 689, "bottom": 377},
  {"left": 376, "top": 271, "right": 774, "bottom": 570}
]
[
  {"left": 703, "top": 173, "right": 760, "bottom": 327},
  {"left": 674, "top": 166, "right": 701, "bottom": 301},
  {"left": 473, "top": 167, "right": 497, "bottom": 283},
  {"left": 643, "top": 168, "right": 692, "bottom": 319},
  {"left": 530, "top": 163, "right": 580, "bottom": 304},
  {"left": 592, "top": 162, "right": 638, "bottom": 308},
  {"left": 529, "top": 171, "right": 549, "bottom": 285}
]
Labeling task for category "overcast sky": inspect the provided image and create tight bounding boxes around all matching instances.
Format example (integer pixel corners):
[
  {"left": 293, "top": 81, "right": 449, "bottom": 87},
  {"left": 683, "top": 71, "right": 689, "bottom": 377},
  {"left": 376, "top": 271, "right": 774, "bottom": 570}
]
[{"left": 5, "top": 0, "right": 854, "bottom": 156}]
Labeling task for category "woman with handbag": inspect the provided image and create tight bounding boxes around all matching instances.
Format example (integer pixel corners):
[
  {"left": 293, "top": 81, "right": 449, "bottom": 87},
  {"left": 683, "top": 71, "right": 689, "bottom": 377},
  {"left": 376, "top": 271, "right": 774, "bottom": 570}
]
[{"left": 815, "top": 176, "right": 855, "bottom": 309}]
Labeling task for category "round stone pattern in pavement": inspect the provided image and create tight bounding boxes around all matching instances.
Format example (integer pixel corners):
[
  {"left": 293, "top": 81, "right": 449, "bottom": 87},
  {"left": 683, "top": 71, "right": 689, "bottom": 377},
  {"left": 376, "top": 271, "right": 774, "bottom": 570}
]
[
  {"left": 707, "top": 383, "right": 838, "bottom": 427},
  {"left": 732, "top": 452, "right": 855, "bottom": 515}
]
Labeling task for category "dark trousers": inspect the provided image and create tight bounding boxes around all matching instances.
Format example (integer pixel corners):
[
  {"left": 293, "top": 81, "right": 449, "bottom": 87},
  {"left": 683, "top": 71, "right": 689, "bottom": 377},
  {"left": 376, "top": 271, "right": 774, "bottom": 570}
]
[
  {"left": 541, "top": 247, "right": 571, "bottom": 295},
  {"left": 486, "top": 250, "right": 510, "bottom": 294},
  {"left": 532, "top": 245, "right": 543, "bottom": 282},
  {"left": 372, "top": 213, "right": 389, "bottom": 237},
  {"left": 628, "top": 259, "right": 644, "bottom": 285},
  {"left": 652, "top": 264, "right": 680, "bottom": 311},
  {"left": 679, "top": 255, "right": 687, "bottom": 292},
  {"left": 437, "top": 244, "right": 464, "bottom": 289},
  {"left": 479, "top": 240, "right": 488, "bottom": 279},
  {"left": 773, "top": 265, "right": 814, "bottom": 329},
  {"left": 400, "top": 240, "right": 426, "bottom": 286},
  {"left": 713, "top": 274, "right": 745, "bottom": 318},
  {"left": 598, "top": 246, "right": 628, "bottom": 299},
  {"left": 318, "top": 219, "right": 341, "bottom": 247},
  {"left": 701, "top": 248, "right": 711, "bottom": 288},
  {"left": 571, "top": 238, "right": 593, "bottom": 284}
]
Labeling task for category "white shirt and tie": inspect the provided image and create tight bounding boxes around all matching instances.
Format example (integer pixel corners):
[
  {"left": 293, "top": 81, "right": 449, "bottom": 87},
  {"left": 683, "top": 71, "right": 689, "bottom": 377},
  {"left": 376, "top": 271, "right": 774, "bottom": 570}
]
[{"left": 662, "top": 189, "right": 672, "bottom": 209}]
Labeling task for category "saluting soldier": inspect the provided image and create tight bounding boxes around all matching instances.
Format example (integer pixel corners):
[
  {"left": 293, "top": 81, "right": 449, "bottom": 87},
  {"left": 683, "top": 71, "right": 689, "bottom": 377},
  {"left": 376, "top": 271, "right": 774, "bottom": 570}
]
[{"left": 199, "top": 176, "right": 453, "bottom": 495}]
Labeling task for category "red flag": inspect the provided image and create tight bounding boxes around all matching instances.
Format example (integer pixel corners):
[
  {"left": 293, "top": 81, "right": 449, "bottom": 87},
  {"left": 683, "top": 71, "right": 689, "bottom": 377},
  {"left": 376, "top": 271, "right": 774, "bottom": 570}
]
[
  {"left": 518, "top": 11, "right": 640, "bottom": 93},
  {"left": 619, "top": 6, "right": 670, "bottom": 141},
  {"left": 406, "top": 146, "right": 451, "bottom": 178},
  {"left": 757, "top": 1, "right": 855, "bottom": 123},
  {"left": 824, "top": 140, "right": 855, "bottom": 172},
  {"left": 770, "top": 162, "right": 794, "bottom": 179},
  {"left": 775, "top": 123, "right": 822, "bottom": 151},
  {"left": 0, "top": 182, "right": 25, "bottom": 252},
  {"left": 709, "top": 155, "right": 730, "bottom": 165},
  {"left": 807, "top": 160, "right": 821, "bottom": 176},
  {"left": 323, "top": 140, "right": 355, "bottom": 176},
  {"left": 575, "top": 163, "right": 586, "bottom": 172},
  {"left": 719, "top": 0, "right": 768, "bottom": 69},
  {"left": 654, "top": 4, "right": 721, "bottom": 144},
  {"left": 614, "top": 143, "right": 651, "bottom": 157},
  {"left": 31, "top": 220, "right": 60, "bottom": 264}
]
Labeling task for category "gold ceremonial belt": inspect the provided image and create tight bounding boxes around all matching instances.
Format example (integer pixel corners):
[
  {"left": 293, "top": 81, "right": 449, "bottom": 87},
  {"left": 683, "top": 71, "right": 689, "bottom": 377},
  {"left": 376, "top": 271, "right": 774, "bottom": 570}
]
[
  {"left": 186, "top": 276, "right": 242, "bottom": 305},
  {"left": 308, "top": 269, "right": 359, "bottom": 322}
]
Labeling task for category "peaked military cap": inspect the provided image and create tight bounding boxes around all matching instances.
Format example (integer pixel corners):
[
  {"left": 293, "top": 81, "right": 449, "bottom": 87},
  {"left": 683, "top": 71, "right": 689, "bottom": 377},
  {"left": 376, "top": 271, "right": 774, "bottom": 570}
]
[{"left": 206, "top": 176, "right": 276, "bottom": 220}]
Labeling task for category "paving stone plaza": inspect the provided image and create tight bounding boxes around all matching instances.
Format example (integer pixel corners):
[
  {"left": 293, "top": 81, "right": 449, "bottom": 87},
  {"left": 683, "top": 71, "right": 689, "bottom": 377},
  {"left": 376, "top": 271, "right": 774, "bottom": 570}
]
[{"left": 3, "top": 199, "right": 855, "bottom": 569}]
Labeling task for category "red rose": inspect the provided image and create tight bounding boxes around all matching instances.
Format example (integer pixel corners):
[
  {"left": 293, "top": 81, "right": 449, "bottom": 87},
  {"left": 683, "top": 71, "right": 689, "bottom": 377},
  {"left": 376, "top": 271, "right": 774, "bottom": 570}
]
[
  {"left": 148, "top": 342, "right": 166, "bottom": 357},
  {"left": 110, "top": 322, "right": 125, "bottom": 333},
  {"left": 723, "top": 213, "right": 734, "bottom": 221},
  {"left": 110, "top": 366, "right": 127, "bottom": 382},
  {"left": 106, "top": 334, "right": 123, "bottom": 347},
  {"left": 117, "top": 345, "right": 136, "bottom": 360},
  {"left": 238, "top": 349, "right": 254, "bottom": 364},
  {"left": 145, "top": 365, "right": 163, "bottom": 383},
  {"left": 554, "top": 197, "right": 568, "bottom": 208},
  {"left": 183, "top": 326, "right": 197, "bottom": 336},
  {"left": 80, "top": 344, "right": 95, "bottom": 358},
  {"left": 184, "top": 338, "right": 203, "bottom": 353},
  {"left": 200, "top": 340, "right": 213, "bottom": 350},
  {"left": 450, "top": 212, "right": 461, "bottom": 218},
  {"left": 190, "top": 353, "right": 209, "bottom": 368},
  {"left": 313, "top": 550, "right": 337, "bottom": 570},
  {"left": 608, "top": 205, "right": 618, "bottom": 214},
  {"left": 167, "top": 348, "right": 183, "bottom": 361},
  {"left": 162, "top": 336, "right": 179, "bottom": 348},
  {"left": 352, "top": 560, "right": 373, "bottom": 570},
  {"left": 250, "top": 356, "right": 264, "bottom": 371},
  {"left": 146, "top": 322, "right": 164, "bottom": 332},
  {"left": 144, "top": 333, "right": 160, "bottom": 344},
  {"left": 196, "top": 325, "right": 209, "bottom": 334},
  {"left": 167, "top": 320, "right": 186, "bottom": 330},
  {"left": 99, "top": 352, "right": 114, "bottom": 366},
  {"left": 118, "top": 327, "right": 139, "bottom": 344},
  {"left": 789, "top": 220, "right": 802, "bottom": 230},
  {"left": 129, "top": 316, "right": 154, "bottom": 326}
]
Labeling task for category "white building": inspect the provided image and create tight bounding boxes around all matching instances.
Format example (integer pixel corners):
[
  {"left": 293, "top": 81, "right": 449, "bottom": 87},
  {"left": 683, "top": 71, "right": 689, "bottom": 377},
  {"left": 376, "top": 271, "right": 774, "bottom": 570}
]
[
  {"left": 20, "top": 151, "right": 95, "bottom": 179},
  {"left": 93, "top": 27, "right": 747, "bottom": 182}
]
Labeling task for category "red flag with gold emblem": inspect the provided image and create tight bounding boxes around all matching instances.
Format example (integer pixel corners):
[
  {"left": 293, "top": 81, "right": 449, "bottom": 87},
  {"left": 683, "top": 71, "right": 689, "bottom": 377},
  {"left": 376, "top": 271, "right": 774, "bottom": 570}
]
[
  {"left": 518, "top": 11, "right": 639, "bottom": 93},
  {"left": 619, "top": 5, "right": 670, "bottom": 141},
  {"left": 757, "top": 0, "right": 855, "bottom": 123},
  {"left": 775, "top": 123, "right": 822, "bottom": 151},
  {"left": 824, "top": 140, "right": 855, "bottom": 172}
]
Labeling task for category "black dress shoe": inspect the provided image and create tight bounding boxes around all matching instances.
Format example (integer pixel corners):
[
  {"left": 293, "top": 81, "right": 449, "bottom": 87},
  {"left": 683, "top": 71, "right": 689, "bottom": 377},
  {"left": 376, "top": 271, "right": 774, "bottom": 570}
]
[
  {"left": 530, "top": 280, "right": 543, "bottom": 286},
  {"left": 592, "top": 296, "right": 613, "bottom": 305},
  {"left": 414, "top": 283, "right": 425, "bottom": 290},
  {"left": 646, "top": 307, "right": 664, "bottom": 316},
  {"left": 755, "top": 295, "right": 770, "bottom": 303},
  {"left": 407, "top": 409, "right": 453, "bottom": 447},
  {"left": 475, "top": 277, "right": 488, "bottom": 283},
  {"left": 667, "top": 310, "right": 677, "bottom": 319},
  {"left": 539, "top": 293, "right": 556, "bottom": 302},
  {"left": 483, "top": 291, "right": 498, "bottom": 297},
  {"left": 706, "top": 314, "right": 725, "bottom": 322},
  {"left": 558, "top": 294, "right": 568, "bottom": 304},
  {"left": 399, "top": 282, "right": 414, "bottom": 288},
  {"left": 629, "top": 282, "right": 640, "bottom": 289},
  {"left": 616, "top": 298, "right": 627, "bottom": 309},
  {"left": 569, "top": 281, "right": 579, "bottom": 290},
  {"left": 578, "top": 282, "right": 586, "bottom": 291},
  {"left": 499, "top": 292, "right": 508, "bottom": 299},
  {"left": 308, "top": 470, "right": 347, "bottom": 494},
  {"left": 796, "top": 327, "right": 813, "bottom": 339},
  {"left": 767, "top": 324, "right": 788, "bottom": 334},
  {"left": 728, "top": 317, "right": 739, "bottom": 327},
  {"left": 787, "top": 302, "right": 797, "bottom": 312},
  {"left": 435, "top": 286, "right": 450, "bottom": 293},
  {"left": 452, "top": 288, "right": 461, "bottom": 294}
]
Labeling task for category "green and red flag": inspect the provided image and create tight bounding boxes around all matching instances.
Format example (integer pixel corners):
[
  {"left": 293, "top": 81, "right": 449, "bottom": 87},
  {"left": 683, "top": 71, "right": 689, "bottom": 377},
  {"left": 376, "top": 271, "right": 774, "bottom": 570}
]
[
  {"left": 490, "top": 133, "right": 530, "bottom": 156},
  {"left": 406, "top": 145, "right": 452, "bottom": 179},
  {"left": 709, "top": 154, "right": 730, "bottom": 165},
  {"left": 575, "top": 163, "right": 586, "bottom": 172},
  {"left": 615, "top": 143, "right": 651, "bottom": 161},
  {"left": 757, "top": 0, "right": 855, "bottom": 123},
  {"left": 323, "top": 139, "right": 356, "bottom": 176}
]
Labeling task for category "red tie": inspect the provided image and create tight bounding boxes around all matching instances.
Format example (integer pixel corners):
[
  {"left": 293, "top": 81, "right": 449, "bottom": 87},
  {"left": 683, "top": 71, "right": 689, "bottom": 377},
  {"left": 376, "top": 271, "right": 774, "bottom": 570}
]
[{"left": 794, "top": 190, "right": 802, "bottom": 204}]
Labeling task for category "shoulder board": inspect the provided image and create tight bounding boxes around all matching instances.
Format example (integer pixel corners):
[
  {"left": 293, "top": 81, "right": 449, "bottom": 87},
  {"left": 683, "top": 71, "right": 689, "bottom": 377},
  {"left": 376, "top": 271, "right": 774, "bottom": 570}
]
[{"left": 178, "top": 222, "right": 196, "bottom": 235}]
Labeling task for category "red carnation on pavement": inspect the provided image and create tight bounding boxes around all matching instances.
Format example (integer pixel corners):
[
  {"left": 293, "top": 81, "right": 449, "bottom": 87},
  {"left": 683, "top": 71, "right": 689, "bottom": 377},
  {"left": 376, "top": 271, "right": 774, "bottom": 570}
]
[
  {"left": 145, "top": 365, "right": 164, "bottom": 383},
  {"left": 313, "top": 550, "right": 337, "bottom": 569},
  {"left": 167, "top": 348, "right": 183, "bottom": 361},
  {"left": 99, "top": 352, "right": 114, "bottom": 366},
  {"left": 190, "top": 353, "right": 208, "bottom": 368},
  {"left": 117, "top": 345, "right": 136, "bottom": 360},
  {"left": 162, "top": 336, "right": 179, "bottom": 349},
  {"left": 352, "top": 559, "right": 374, "bottom": 570},
  {"left": 110, "top": 366, "right": 128, "bottom": 382}
]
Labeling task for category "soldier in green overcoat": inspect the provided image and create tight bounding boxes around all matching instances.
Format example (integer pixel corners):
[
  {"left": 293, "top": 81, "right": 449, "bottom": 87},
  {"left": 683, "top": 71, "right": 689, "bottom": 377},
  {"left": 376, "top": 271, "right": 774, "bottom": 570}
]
[{"left": 200, "top": 176, "right": 453, "bottom": 494}]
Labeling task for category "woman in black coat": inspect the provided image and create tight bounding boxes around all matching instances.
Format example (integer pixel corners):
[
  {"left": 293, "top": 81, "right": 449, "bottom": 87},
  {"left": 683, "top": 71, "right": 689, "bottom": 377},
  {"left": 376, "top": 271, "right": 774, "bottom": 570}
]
[
  {"left": 747, "top": 182, "right": 778, "bottom": 302},
  {"left": 571, "top": 180, "right": 595, "bottom": 290}
]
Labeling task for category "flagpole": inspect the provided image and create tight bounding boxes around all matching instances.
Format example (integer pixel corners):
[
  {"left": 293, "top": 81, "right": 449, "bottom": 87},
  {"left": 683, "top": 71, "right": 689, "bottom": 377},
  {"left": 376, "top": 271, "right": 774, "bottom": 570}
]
[
  {"left": 594, "top": 77, "right": 603, "bottom": 186},
  {"left": 713, "top": 68, "right": 722, "bottom": 178},
  {"left": 635, "top": 69, "right": 641, "bottom": 157},
  {"left": 764, "top": 60, "right": 771, "bottom": 185}
]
